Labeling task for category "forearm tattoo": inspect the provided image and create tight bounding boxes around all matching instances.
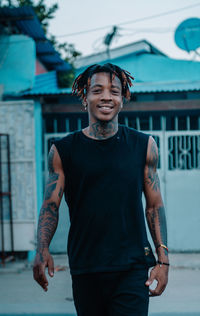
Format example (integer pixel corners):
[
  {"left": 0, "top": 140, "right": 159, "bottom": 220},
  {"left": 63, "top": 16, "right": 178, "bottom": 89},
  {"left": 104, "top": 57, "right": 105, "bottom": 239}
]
[
  {"left": 146, "top": 206, "right": 168, "bottom": 256},
  {"left": 37, "top": 202, "right": 59, "bottom": 261}
]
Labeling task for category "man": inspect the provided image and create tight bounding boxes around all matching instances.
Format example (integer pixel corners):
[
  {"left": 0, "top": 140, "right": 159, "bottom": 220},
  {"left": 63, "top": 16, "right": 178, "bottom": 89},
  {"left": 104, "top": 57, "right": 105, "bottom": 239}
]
[{"left": 33, "top": 63, "right": 169, "bottom": 316}]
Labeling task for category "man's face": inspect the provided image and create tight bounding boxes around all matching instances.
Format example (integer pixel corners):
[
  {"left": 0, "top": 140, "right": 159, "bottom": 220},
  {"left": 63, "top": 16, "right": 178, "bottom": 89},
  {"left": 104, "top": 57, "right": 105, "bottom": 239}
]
[{"left": 84, "top": 72, "right": 123, "bottom": 124}]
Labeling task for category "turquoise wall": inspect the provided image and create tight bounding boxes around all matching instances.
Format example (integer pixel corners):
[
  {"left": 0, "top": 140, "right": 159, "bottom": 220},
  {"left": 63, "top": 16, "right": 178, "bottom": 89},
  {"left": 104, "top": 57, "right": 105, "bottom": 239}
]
[{"left": 0, "top": 35, "right": 35, "bottom": 95}]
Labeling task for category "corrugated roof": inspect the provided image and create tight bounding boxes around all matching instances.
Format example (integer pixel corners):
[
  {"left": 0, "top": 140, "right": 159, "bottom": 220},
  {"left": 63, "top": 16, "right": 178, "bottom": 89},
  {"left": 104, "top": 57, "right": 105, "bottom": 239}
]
[
  {"left": 21, "top": 71, "right": 71, "bottom": 96},
  {"left": 22, "top": 70, "right": 200, "bottom": 97},
  {"left": 0, "top": 6, "right": 71, "bottom": 72},
  {"left": 132, "top": 80, "right": 200, "bottom": 93},
  {"left": 21, "top": 70, "right": 200, "bottom": 97}
]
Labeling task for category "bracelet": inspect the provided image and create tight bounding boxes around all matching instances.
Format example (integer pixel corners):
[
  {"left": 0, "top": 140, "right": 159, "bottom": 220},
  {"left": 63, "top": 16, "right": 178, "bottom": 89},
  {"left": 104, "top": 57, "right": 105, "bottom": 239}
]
[
  {"left": 156, "top": 244, "right": 169, "bottom": 252},
  {"left": 157, "top": 260, "right": 170, "bottom": 266}
]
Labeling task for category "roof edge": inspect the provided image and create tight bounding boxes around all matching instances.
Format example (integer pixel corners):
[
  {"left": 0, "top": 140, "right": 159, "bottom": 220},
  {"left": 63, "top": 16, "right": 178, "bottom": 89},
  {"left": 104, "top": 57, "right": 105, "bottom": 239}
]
[{"left": 74, "top": 39, "right": 167, "bottom": 68}]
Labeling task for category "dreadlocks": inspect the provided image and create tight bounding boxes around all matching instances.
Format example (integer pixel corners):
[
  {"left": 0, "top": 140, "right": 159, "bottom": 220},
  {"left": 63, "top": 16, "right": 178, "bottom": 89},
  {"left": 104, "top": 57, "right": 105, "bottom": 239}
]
[{"left": 72, "top": 63, "right": 134, "bottom": 101}]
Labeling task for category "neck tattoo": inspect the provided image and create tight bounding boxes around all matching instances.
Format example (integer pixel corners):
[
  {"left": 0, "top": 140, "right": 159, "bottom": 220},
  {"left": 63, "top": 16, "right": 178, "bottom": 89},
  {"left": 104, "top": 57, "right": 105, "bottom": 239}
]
[{"left": 87, "top": 122, "right": 118, "bottom": 140}]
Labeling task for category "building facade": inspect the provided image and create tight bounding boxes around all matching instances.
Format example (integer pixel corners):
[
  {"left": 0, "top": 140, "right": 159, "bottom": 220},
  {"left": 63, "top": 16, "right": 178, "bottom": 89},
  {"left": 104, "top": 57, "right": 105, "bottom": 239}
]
[{"left": 1, "top": 6, "right": 200, "bottom": 255}]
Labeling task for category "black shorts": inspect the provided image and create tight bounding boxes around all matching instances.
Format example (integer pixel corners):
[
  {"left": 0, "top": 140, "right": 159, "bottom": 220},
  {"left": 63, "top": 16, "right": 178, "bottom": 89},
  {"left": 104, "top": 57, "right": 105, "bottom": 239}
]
[{"left": 72, "top": 268, "right": 149, "bottom": 316}]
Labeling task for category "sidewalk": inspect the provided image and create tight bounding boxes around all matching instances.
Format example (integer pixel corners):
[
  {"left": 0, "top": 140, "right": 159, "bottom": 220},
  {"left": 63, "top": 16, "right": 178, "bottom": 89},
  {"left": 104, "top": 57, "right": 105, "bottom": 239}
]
[{"left": 0, "top": 253, "right": 200, "bottom": 316}]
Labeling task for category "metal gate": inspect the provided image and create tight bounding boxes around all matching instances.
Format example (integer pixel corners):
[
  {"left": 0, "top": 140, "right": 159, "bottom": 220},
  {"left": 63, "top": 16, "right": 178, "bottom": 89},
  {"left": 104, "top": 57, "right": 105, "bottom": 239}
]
[
  {"left": 147, "top": 130, "right": 200, "bottom": 251},
  {"left": 44, "top": 125, "right": 200, "bottom": 253},
  {"left": 163, "top": 131, "right": 200, "bottom": 251},
  {"left": 0, "top": 134, "right": 14, "bottom": 262}
]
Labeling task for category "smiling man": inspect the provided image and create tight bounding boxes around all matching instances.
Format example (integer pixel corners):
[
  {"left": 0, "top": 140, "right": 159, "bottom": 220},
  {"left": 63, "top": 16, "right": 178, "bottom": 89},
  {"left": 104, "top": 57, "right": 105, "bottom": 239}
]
[{"left": 33, "top": 63, "right": 169, "bottom": 316}]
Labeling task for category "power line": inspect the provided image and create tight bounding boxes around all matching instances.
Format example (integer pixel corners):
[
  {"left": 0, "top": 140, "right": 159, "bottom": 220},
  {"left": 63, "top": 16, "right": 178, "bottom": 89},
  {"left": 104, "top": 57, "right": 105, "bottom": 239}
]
[
  {"left": 121, "top": 27, "right": 174, "bottom": 33},
  {"left": 55, "top": 2, "right": 200, "bottom": 38},
  {"left": 117, "top": 3, "right": 200, "bottom": 27}
]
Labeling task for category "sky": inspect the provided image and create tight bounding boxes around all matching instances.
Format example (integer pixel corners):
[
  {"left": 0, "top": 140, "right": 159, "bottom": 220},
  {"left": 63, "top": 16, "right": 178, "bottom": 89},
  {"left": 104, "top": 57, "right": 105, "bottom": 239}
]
[{"left": 47, "top": 0, "right": 200, "bottom": 61}]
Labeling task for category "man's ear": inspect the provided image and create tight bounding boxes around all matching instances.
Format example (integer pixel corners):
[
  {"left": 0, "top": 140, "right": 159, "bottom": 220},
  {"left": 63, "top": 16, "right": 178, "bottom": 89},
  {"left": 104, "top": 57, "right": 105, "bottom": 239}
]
[{"left": 82, "top": 96, "right": 87, "bottom": 106}]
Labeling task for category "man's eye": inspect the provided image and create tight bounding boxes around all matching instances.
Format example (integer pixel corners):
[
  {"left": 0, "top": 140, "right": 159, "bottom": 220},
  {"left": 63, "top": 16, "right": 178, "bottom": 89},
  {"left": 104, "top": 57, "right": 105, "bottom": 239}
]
[
  {"left": 93, "top": 90, "right": 101, "bottom": 93},
  {"left": 112, "top": 90, "right": 120, "bottom": 94}
]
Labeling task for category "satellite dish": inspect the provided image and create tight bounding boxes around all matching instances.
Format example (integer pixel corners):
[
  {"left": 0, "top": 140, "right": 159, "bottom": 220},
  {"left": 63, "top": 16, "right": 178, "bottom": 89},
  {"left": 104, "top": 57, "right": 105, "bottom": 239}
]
[{"left": 174, "top": 18, "right": 200, "bottom": 52}]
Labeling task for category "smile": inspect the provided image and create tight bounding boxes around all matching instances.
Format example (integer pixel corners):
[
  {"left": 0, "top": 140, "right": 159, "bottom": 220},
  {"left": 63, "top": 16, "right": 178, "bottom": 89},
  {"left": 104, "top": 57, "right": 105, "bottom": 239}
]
[
  {"left": 99, "top": 106, "right": 113, "bottom": 110},
  {"left": 97, "top": 106, "right": 114, "bottom": 114}
]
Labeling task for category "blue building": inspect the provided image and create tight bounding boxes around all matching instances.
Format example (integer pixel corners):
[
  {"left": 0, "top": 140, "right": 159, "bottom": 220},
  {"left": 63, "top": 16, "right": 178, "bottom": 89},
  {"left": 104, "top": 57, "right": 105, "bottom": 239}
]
[
  {"left": 1, "top": 6, "right": 200, "bottom": 257},
  {"left": 0, "top": 6, "right": 71, "bottom": 259}
]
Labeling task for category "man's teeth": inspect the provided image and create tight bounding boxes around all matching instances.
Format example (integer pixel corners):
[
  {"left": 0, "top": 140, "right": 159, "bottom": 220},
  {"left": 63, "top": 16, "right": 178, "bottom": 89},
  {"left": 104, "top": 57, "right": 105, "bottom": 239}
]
[{"left": 101, "top": 106, "right": 112, "bottom": 110}]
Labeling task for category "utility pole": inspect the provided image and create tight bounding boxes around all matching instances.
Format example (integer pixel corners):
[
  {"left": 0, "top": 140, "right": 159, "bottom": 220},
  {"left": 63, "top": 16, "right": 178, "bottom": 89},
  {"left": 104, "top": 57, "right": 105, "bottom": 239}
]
[{"left": 104, "top": 26, "right": 118, "bottom": 59}]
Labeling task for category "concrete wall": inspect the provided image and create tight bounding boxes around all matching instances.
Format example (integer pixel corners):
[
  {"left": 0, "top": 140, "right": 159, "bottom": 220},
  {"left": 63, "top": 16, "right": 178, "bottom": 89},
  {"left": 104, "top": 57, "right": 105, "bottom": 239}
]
[{"left": 0, "top": 100, "right": 37, "bottom": 251}]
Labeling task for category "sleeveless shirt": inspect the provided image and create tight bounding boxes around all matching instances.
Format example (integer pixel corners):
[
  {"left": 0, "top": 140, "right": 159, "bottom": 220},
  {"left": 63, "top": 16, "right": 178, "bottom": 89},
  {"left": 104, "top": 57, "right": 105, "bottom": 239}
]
[{"left": 54, "top": 124, "right": 156, "bottom": 275}]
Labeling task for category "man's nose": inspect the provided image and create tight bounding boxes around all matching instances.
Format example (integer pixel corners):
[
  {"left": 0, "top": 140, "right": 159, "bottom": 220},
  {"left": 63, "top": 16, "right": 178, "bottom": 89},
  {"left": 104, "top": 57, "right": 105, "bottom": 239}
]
[{"left": 101, "top": 89, "right": 112, "bottom": 101}]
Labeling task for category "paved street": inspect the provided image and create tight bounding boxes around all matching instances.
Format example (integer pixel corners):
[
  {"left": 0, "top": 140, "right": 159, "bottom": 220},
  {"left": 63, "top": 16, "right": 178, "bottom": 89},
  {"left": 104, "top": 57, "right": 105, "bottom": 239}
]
[{"left": 0, "top": 253, "right": 200, "bottom": 316}]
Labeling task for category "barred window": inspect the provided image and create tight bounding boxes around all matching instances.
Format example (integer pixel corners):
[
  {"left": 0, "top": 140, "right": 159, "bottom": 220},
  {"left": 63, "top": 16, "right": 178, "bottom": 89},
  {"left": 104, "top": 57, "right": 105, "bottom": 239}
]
[{"left": 168, "top": 135, "right": 200, "bottom": 170}]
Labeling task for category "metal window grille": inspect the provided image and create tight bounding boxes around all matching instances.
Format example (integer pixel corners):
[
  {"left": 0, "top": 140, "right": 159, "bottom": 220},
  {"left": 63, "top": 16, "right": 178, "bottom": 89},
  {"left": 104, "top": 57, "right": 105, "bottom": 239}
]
[
  {"left": 43, "top": 114, "right": 200, "bottom": 134},
  {"left": 168, "top": 134, "right": 200, "bottom": 170},
  {"left": 43, "top": 113, "right": 200, "bottom": 172},
  {"left": 0, "top": 134, "right": 14, "bottom": 264}
]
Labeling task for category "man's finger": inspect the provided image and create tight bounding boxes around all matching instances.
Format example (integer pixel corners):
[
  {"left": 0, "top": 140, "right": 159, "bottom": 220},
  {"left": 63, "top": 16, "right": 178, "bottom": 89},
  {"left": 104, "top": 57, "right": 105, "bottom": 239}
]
[
  {"left": 33, "top": 265, "right": 48, "bottom": 291},
  {"left": 145, "top": 278, "right": 153, "bottom": 286},
  {"left": 149, "top": 282, "right": 166, "bottom": 296},
  {"left": 33, "top": 265, "right": 39, "bottom": 281},
  {"left": 38, "top": 264, "right": 48, "bottom": 291},
  {"left": 145, "top": 269, "right": 156, "bottom": 286},
  {"left": 38, "top": 277, "right": 48, "bottom": 291},
  {"left": 149, "top": 290, "right": 159, "bottom": 296},
  {"left": 48, "top": 256, "right": 54, "bottom": 277}
]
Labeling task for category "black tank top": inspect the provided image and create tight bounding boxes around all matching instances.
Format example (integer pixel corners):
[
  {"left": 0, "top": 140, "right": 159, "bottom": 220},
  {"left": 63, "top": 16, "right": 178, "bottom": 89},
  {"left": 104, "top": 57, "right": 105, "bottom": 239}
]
[{"left": 54, "top": 125, "right": 156, "bottom": 275}]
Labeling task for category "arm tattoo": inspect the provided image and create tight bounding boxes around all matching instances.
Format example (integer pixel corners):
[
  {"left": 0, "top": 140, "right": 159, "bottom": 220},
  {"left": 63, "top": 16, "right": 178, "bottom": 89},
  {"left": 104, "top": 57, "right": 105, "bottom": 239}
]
[
  {"left": 44, "top": 147, "right": 59, "bottom": 201},
  {"left": 44, "top": 183, "right": 57, "bottom": 200},
  {"left": 150, "top": 138, "right": 158, "bottom": 167},
  {"left": 147, "top": 169, "right": 160, "bottom": 191},
  {"left": 47, "top": 173, "right": 59, "bottom": 184},
  {"left": 36, "top": 146, "right": 63, "bottom": 260},
  {"left": 145, "top": 139, "right": 168, "bottom": 257},
  {"left": 145, "top": 139, "right": 160, "bottom": 192},
  {"left": 48, "top": 147, "right": 55, "bottom": 173},
  {"left": 146, "top": 205, "right": 168, "bottom": 256},
  {"left": 37, "top": 202, "right": 58, "bottom": 261},
  {"left": 58, "top": 187, "right": 63, "bottom": 198}
]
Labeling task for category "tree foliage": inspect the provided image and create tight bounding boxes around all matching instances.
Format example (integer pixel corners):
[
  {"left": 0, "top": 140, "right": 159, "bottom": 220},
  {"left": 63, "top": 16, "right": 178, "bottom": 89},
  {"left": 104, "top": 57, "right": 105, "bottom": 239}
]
[
  {"left": 1, "top": 0, "right": 81, "bottom": 87},
  {"left": 1, "top": 0, "right": 59, "bottom": 32}
]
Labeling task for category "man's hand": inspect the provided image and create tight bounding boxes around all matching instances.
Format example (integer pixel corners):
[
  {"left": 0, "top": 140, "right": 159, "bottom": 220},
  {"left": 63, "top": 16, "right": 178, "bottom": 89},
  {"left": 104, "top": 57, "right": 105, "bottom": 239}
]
[
  {"left": 33, "top": 249, "right": 54, "bottom": 292},
  {"left": 145, "top": 264, "right": 169, "bottom": 296}
]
